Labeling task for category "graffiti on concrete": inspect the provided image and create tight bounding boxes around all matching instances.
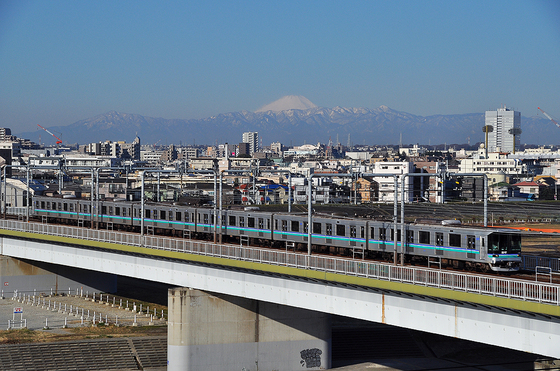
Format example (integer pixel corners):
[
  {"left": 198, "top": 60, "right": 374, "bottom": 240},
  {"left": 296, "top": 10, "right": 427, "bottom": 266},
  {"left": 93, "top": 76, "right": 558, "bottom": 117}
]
[{"left": 300, "top": 348, "right": 322, "bottom": 368}]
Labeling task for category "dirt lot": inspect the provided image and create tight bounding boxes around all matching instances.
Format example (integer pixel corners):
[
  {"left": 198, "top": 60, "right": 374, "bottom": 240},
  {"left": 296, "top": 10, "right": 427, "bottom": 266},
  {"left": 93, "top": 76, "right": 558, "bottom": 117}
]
[{"left": 0, "top": 325, "right": 167, "bottom": 345}]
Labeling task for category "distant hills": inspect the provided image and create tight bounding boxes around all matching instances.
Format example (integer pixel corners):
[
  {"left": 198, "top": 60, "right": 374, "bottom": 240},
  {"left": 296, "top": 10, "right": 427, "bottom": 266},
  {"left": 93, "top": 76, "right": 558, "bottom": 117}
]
[{"left": 16, "top": 97, "right": 559, "bottom": 147}]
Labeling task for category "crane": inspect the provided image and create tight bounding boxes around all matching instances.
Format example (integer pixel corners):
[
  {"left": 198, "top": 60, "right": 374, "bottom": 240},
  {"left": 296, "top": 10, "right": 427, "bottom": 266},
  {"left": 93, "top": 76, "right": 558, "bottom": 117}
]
[
  {"left": 537, "top": 107, "right": 560, "bottom": 130},
  {"left": 37, "top": 124, "right": 62, "bottom": 144}
]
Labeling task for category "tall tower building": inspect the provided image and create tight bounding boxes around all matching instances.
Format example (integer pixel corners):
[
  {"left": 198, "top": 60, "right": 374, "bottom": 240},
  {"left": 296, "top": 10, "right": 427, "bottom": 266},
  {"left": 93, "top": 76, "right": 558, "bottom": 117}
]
[
  {"left": 242, "top": 132, "right": 259, "bottom": 155},
  {"left": 485, "top": 106, "right": 521, "bottom": 153}
]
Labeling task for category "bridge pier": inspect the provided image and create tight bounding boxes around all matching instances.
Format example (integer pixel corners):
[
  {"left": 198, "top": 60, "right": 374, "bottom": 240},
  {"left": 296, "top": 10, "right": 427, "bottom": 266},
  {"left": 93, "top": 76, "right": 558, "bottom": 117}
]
[{"left": 168, "top": 287, "right": 331, "bottom": 371}]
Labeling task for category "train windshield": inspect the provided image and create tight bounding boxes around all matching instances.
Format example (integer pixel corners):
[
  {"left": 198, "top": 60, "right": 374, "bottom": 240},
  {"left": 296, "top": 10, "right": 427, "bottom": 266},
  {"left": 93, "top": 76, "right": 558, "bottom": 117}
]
[{"left": 487, "top": 233, "right": 521, "bottom": 255}]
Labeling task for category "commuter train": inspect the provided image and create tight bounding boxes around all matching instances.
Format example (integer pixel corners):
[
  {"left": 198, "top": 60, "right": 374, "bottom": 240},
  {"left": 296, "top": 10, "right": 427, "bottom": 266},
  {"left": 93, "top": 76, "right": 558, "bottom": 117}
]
[{"left": 31, "top": 195, "right": 522, "bottom": 272}]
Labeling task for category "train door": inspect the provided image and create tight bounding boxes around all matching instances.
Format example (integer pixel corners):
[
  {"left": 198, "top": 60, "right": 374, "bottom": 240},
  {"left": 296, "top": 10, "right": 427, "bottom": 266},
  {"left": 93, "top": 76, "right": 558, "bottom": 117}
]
[
  {"left": 467, "top": 235, "right": 477, "bottom": 259},
  {"left": 435, "top": 232, "right": 444, "bottom": 255},
  {"left": 479, "top": 235, "right": 487, "bottom": 260}
]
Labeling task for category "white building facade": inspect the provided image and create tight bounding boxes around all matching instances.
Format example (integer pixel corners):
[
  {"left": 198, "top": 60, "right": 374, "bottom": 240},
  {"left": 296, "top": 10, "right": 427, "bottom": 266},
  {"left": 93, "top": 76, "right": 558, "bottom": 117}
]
[
  {"left": 485, "top": 106, "right": 521, "bottom": 153},
  {"left": 242, "top": 132, "right": 259, "bottom": 155},
  {"left": 371, "top": 161, "right": 414, "bottom": 203}
]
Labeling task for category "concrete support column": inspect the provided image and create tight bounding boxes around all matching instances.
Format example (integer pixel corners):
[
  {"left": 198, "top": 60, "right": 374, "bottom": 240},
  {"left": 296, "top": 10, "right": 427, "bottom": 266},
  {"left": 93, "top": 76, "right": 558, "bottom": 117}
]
[{"left": 168, "top": 287, "right": 331, "bottom": 371}]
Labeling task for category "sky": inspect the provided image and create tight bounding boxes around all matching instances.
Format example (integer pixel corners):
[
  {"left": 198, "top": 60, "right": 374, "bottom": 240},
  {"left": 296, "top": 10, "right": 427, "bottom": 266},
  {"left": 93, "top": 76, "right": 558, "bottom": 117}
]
[{"left": 1, "top": 0, "right": 560, "bottom": 134}]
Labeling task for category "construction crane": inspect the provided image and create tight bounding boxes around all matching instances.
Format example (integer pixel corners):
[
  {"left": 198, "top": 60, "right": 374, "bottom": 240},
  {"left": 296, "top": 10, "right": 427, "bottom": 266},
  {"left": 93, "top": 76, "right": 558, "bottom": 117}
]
[
  {"left": 537, "top": 107, "right": 560, "bottom": 130},
  {"left": 37, "top": 124, "right": 62, "bottom": 144}
]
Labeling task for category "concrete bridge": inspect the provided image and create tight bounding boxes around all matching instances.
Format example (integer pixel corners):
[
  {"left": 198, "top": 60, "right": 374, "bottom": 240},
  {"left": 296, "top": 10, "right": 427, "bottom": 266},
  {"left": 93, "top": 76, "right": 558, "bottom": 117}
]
[{"left": 1, "top": 219, "right": 559, "bottom": 370}]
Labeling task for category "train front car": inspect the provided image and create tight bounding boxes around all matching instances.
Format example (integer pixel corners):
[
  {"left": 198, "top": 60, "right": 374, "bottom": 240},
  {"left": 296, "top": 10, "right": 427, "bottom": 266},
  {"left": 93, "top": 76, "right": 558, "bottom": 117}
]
[{"left": 484, "top": 230, "right": 522, "bottom": 272}]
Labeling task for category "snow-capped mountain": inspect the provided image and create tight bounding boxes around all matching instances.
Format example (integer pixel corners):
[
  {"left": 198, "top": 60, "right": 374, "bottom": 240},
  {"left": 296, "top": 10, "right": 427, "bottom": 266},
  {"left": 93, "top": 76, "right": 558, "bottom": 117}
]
[
  {"left": 16, "top": 103, "right": 558, "bottom": 147},
  {"left": 255, "top": 95, "right": 317, "bottom": 112}
]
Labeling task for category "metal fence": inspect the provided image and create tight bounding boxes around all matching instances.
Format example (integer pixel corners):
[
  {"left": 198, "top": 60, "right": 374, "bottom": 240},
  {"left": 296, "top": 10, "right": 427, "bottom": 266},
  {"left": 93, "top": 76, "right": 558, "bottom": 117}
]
[
  {"left": 6, "top": 288, "right": 166, "bottom": 330},
  {"left": 1, "top": 219, "right": 560, "bottom": 307},
  {"left": 522, "top": 255, "right": 560, "bottom": 273}
]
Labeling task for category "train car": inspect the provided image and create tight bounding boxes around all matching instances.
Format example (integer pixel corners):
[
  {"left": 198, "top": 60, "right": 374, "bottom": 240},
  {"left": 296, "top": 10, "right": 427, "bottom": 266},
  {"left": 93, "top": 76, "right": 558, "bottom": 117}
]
[
  {"left": 399, "top": 223, "right": 521, "bottom": 271},
  {"left": 34, "top": 195, "right": 83, "bottom": 224}
]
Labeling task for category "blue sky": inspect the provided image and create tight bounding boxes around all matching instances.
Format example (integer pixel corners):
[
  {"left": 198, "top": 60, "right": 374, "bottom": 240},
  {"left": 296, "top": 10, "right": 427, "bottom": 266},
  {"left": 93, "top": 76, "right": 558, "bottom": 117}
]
[{"left": 2, "top": 0, "right": 560, "bottom": 134}]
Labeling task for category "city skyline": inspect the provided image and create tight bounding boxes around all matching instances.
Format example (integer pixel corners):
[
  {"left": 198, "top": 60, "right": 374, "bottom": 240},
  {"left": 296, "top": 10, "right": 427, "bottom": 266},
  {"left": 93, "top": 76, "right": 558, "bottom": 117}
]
[{"left": 1, "top": 1, "right": 560, "bottom": 134}]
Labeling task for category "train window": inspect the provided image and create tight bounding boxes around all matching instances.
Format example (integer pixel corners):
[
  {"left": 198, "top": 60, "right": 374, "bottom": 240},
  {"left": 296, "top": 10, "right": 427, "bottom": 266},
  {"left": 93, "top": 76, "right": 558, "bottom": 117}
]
[
  {"left": 115, "top": 207, "right": 120, "bottom": 216},
  {"left": 267, "top": 219, "right": 270, "bottom": 229},
  {"left": 63, "top": 203, "right": 68, "bottom": 211},
  {"left": 436, "top": 232, "right": 444, "bottom": 246},
  {"left": 449, "top": 233, "right": 461, "bottom": 247},
  {"left": 191, "top": 213, "right": 195, "bottom": 223},
  {"left": 134, "top": 208, "right": 137, "bottom": 217},
  {"left": 467, "top": 235, "right": 476, "bottom": 249},
  {"left": 361, "top": 226, "right": 365, "bottom": 238},
  {"left": 41, "top": 201, "right": 45, "bottom": 209},
  {"left": 281, "top": 220, "right": 288, "bottom": 232},
  {"left": 122, "top": 208, "right": 127, "bottom": 217},
  {"left": 160, "top": 210, "right": 166, "bottom": 220},
  {"left": 109, "top": 206, "right": 113, "bottom": 214},
  {"left": 303, "top": 222, "right": 308, "bottom": 233},
  {"left": 239, "top": 216, "right": 244, "bottom": 227},
  {"left": 336, "top": 224, "right": 345, "bottom": 237},
  {"left": 511, "top": 235, "right": 521, "bottom": 253},
  {"left": 69, "top": 204, "right": 74, "bottom": 212},
  {"left": 248, "top": 217, "right": 255, "bottom": 228},
  {"left": 169, "top": 211, "right": 173, "bottom": 221},
  {"left": 313, "top": 223, "right": 321, "bottom": 234},
  {"left": 176, "top": 212, "right": 182, "bottom": 221},
  {"left": 83, "top": 205, "right": 88, "bottom": 213},
  {"left": 350, "top": 226, "right": 356, "bottom": 238},
  {"left": 185, "top": 212, "right": 189, "bottom": 222},
  {"left": 274, "top": 220, "right": 278, "bottom": 230},
  {"left": 326, "top": 223, "right": 332, "bottom": 236},
  {"left": 145, "top": 209, "right": 151, "bottom": 218},
  {"left": 406, "top": 230, "right": 414, "bottom": 243},
  {"left": 229, "top": 216, "right": 236, "bottom": 226},
  {"left": 204, "top": 214, "right": 209, "bottom": 224},
  {"left": 291, "top": 221, "right": 299, "bottom": 232},
  {"left": 488, "top": 234, "right": 521, "bottom": 254},
  {"left": 102, "top": 206, "right": 107, "bottom": 214},
  {"left": 380, "top": 228, "right": 387, "bottom": 241},
  {"left": 258, "top": 218, "right": 264, "bottom": 229},
  {"left": 419, "top": 231, "right": 430, "bottom": 244}
]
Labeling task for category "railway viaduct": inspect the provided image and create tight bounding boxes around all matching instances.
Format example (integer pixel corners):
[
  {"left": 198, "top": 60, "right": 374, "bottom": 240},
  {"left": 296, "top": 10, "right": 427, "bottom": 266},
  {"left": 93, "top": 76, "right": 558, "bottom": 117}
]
[{"left": 1, "top": 220, "right": 559, "bottom": 370}]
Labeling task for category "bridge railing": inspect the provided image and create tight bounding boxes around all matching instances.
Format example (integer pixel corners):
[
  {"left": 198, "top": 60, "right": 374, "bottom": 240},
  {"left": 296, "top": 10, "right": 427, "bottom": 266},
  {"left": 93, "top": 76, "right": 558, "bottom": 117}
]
[
  {"left": 2, "top": 219, "right": 559, "bottom": 307},
  {"left": 522, "top": 255, "right": 560, "bottom": 273}
]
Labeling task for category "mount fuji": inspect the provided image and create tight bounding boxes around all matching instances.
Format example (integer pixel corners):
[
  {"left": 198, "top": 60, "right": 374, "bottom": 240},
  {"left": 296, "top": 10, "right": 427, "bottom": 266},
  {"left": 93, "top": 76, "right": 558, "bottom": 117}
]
[{"left": 255, "top": 95, "right": 317, "bottom": 112}]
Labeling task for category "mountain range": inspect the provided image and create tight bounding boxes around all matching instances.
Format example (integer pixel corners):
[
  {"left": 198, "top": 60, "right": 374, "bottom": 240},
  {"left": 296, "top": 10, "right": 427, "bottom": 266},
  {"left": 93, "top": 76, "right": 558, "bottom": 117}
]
[{"left": 16, "top": 96, "right": 559, "bottom": 147}]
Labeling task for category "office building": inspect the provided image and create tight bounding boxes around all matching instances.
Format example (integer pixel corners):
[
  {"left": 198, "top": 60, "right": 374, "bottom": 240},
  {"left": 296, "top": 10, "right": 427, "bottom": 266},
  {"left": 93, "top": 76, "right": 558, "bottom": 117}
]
[
  {"left": 242, "top": 132, "right": 259, "bottom": 155},
  {"left": 485, "top": 106, "right": 521, "bottom": 153}
]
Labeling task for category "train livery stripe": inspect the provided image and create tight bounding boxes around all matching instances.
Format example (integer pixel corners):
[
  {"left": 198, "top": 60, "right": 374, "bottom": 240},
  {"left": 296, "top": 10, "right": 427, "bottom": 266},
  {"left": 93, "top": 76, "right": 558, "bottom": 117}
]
[{"left": 37, "top": 208, "right": 485, "bottom": 255}]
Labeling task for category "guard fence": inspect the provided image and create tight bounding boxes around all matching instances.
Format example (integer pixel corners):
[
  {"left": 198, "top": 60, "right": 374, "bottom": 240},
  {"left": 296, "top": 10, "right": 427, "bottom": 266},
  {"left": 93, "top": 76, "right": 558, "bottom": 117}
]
[{"left": 4, "top": 288, "right": 166, "bottom": 330}]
